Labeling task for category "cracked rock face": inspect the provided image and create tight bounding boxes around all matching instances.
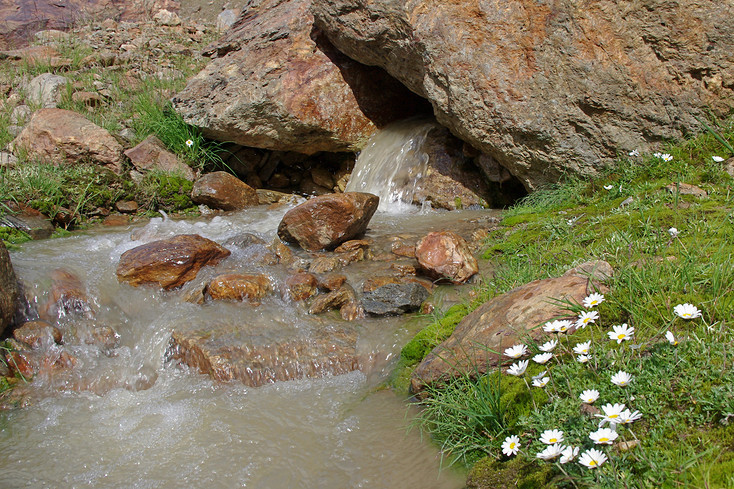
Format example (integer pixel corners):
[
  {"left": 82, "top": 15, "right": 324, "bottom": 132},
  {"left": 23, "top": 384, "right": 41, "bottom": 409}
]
[
  {"left": 312, "top": 0, "right": 734, "bottom": 190},
  {"left": 171, "top": 0, "right": 426, "bottom": 154}
]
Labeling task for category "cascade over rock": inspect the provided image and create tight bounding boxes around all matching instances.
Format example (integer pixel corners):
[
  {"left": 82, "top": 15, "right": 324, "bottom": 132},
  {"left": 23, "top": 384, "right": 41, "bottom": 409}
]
[
  {"left": 311, "top": 0, "right": 734, "bottom": 190},
  {"left": 171, "top": 0, "right": 425, "bottom": 154}
]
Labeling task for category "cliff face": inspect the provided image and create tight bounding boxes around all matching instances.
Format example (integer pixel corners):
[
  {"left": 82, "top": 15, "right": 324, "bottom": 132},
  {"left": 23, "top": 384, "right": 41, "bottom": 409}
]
[{"left": 311, "top": 0, "right": 734, "bottom": 189}]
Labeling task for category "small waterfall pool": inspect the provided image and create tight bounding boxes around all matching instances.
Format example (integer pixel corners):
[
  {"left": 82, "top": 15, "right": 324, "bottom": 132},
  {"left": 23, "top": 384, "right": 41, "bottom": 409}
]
[{"left": 0, "top": 119, "right": 499, "bottom": 488}]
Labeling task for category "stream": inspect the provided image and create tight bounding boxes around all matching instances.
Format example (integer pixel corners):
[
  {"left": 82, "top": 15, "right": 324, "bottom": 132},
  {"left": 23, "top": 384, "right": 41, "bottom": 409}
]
[{"left": 0, "top": 120, "right": 498, "bottom": 488}]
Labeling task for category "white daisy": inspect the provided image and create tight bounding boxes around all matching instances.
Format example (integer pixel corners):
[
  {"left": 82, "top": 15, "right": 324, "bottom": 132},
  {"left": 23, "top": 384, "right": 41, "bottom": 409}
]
[
  {"left": 618, "top": 409, "right": 643, "bottom": 425},
  {"left": 576, "top": 310, "right": 599, "bottom": 328},
  {"left": 674, "top": 303, "right": 702, "bottom": 320},
  {"left": 582, "top": 293, "right": 605, "bottom": 309},
  {"left": 579, "top": 389, "right": 599, "bottom": 404},
  {"left": 589, "top": 427, "right": 618, "bottom": 445},
  {"left": 603, "top": 184, "right": 614, "bottom": 190},
  {"left": 532, "top": 376, "right": 550, "bottom": 388},
  {"left": 504, "top": 344, "right": 528, "bottom": 359},
  {"left": 507, "top": 359, "right": 529, "bottom": 376},
  {"left": 536, "top": 443, "right": 564, "bottom": 460},
  {"left": 579, "top": 448, "right": 608, "bottom": 469},
  {"left": 595, "top": 403, "right": 626, "bottom": 425},
  {"left": 185, "top": 139, "right": 194, "bottom": 148},
  {"left": 543, "top": 319, "right": 573, "bottom": 333},
  {"left": 560, "top": 445, "right": 579, "bottom": 464},
  {"left": 611, "top": 370, "right": 632, "bottom": 387},
  {"left": 665, "top": 331, "right": 678, "bottom": 346},
  {"left": 573, "top": 341, "right": 591, "bottom": 355},
  {"left": 533, "top": 352, "right": 554, "bottom": 364},
  {"left": 577, "top": 354, "right": 590, "bottom": 363},
  {"left": 668, "top": 227, "right": 679, "bottom": 238},
  {"left": 661, "top": 153, "right": 673, "bottom": 161},
  {"left": 629, "top": 149, "right": 640, "bottom": 157},
  {"left": 608, "top": 323, "right": 634, "bottom": 344},
  {"left": 712, "top": 155, "right": 725, "bottom": 163},
  {"left": 653, "top": 152, "right": 662, "bottom": 158},
  {"left": 501, "top": 435, "right": 521, "bottom": 457},
  {"left": 538, "top": 339, "right": 558, "bottom": 352},
  {"left": 539, "top": 429, "right": 564, "bottom": 445}
]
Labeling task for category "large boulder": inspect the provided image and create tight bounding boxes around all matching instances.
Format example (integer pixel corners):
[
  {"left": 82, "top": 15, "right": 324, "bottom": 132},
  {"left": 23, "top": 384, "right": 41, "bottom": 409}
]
[
  {"left": 167, "top": 322, "right": 359, "bottom": 386},
  {"left": 410, "top": 261, "right": 613, "bottom": 393},
  {"left": 278, "top": 192, "right": 379, "bottom": 251},
  {"left": 191, "top": 171, "right": 259, "bottom": 210},
  {"left": 116, "top": 234, "right": 231, "bottom": 290},
  {"left": 0, "top": 240, "right": 19, "bottom": 335},
  {"left": 312, "top": 0, "right": 734, "bottom": 190},
  {"left": 10, "top": 108, "right": 123, "bottom": 173},
  {"left": 171, "top": 0, "right": 425, "bottom": 154}
]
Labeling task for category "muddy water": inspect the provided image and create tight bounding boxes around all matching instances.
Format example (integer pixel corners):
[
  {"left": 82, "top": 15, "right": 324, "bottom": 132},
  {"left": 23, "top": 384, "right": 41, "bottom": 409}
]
[{"left": 0, "top": 205, "right": 499, "bottom": 488}]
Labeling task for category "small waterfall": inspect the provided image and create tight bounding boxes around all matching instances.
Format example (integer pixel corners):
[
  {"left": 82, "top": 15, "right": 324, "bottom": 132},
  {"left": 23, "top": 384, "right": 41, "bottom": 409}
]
[{"left": 345, "top": 118, "right": 439, "bottom": 213}]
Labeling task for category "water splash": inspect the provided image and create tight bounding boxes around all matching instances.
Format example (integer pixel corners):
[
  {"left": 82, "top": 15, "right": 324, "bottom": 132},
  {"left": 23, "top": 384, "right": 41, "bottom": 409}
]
[{"left": 345, "top": 118, "right": 440, "bottom": 213}]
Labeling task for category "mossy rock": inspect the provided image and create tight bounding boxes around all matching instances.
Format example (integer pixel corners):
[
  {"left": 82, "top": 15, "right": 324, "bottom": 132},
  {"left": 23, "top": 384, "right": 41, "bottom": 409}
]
[{"left": 466, "top": 456, "right": 554, "bottom": 489}]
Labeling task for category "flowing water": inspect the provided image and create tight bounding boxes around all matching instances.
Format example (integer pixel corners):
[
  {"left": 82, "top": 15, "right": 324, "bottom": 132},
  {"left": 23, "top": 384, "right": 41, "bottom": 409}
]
[{"left": 0, "top": 120, "right": 498, "bottom": 488}]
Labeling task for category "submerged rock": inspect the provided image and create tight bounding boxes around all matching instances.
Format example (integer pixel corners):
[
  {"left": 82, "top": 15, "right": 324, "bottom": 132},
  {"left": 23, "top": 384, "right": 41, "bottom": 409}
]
[
  {"left": 361, "top": 282, "right": 429, "bottom": 316},
  {"left": 116, "top": 234, "right": 231, "bottom": 290},
  {"left": 167, "top": 323, "right": 360, "bottom": 386},
  {"left": 410, "top": 260, "right": 613, "bottom": 394},
  {"left": 415, "top": 231, "right": 478, "bottom": 284},
  {"left": 277, "top": 192, "right": 379, "bottom": 251},
  {"left": 40, "top": 268, "right": 95, "bottom": 320},
  {"left": 13, "top": 320, "right": 62, "bottom": 349},
  {"left": 206, "top": 273, "right": 271, "bottom": 302},
  {"left": 285, "top": 272, "right": 318, "bottom": 301}
]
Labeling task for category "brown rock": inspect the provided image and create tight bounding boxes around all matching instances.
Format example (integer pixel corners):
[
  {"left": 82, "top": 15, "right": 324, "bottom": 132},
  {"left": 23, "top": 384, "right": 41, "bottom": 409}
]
[
  {"left": 410, "top": 261, "right": 613, "bottom": 393},
  {"left": 308, "top": 284, "right": 356, "bottom": 315},
  {"left": 171, "top": 0, "right": 425, "bottom": 154},
  {"left": 0, "top": 202, "right": 54, "bottom": 239},
  {"left": 124, "top": 135, "right": 196, "bottom": 181},
  {"left": 336, "top": 248, "right": 364, "bottom": 266},
  {"left": 311, "top": 167, "right": 335, "bottom": 189},
  {"left": 309, "top": 256, "right": 341, "bottom": 274},
  {"left": 415, "top": 231, "right": 478, "bottom": 284},
  {"left": 0, "top": 240, "right": 19, "bottom": 335},
  {"left": 115, "top": 200, "right": 139, "bottom": 214},
  {"left": 117, "top": 234, "right": 231, "bottom": 290},
  {"left": 41, "top": 268, "right": 94, "bottom": 320},
  {"left": 71, "top": 91, "right": 104, "bottom": 107},
  {"left": 103, "top": 215, "right": 130, "bottom": 226},
  {"left": 10, "top": 108, "right": 123, "bottom": 173},
  {"left": 13, "top": 320, "right": 62, "bottom": 349},
  {"left": 391, "top": 242, "right": 416, "bottom": 258},
  {"left": 285, "top": 272, "right": 318, "bottom": 301},
  {"left": 277, "top": 192, "right": 379, "bottom": 251},
  {"left": 340, "top": 300, "right": 364, "bottom": 321},
  {"left": 312, "top": 0, "right": 734, "bottom": 190},
  {"left": 191, "top": 171, "right": 259, "bottom": 210},
  {"left": 207, "top": 273, "right": 271, "bottom": 302},
  {"left": 334, "top": 239, "right": 369, "bottom": 253},
  {"left": 318, "top": 273, "right": 346, "bottom": 291},
  {"left": 167, "top": 323, "right": 359, "bottom": 386},
  {"left": 5, "top": 351, "right": 34, "bottom": 379},
  {"left": 665, "top": 183, "right": 708, "bottom": 198}
]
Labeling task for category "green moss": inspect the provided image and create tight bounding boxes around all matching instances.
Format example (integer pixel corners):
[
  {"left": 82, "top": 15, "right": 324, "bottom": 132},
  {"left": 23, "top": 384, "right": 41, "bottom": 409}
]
[
  {"left": 467, "top": 456, "right": 554, "bottom": 489},
  {"left": 139, "top": 171, "right": 195, "bottom": 212},
  {"left": 0, "top": 227, "right": 32, "bottom": 245},
  {"left": 400, "top": 303, "right": 469, "bottom": 365}
]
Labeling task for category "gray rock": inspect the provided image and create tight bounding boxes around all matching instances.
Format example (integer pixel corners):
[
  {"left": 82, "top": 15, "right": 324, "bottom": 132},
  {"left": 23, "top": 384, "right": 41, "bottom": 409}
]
[
  {"left": 10, "top": 105, "right": 31, "bottom": 125},
  {"left": 216, "top": 9, "right": 238, "bottom": 32},
  {"left": 27, "top": 73, "right": 69, "bottom": 108},
  {"left": 361, "top": 283, "right": 429, "bottom": 316}
]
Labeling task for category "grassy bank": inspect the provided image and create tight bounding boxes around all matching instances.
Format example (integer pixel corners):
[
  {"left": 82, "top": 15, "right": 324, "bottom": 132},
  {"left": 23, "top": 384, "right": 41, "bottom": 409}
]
[{"left": 402, "top": 117, "right": 734, "bottom": 488}]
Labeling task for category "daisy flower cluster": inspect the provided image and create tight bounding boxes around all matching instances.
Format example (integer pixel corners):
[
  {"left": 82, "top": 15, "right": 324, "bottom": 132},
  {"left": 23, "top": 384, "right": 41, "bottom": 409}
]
[{"left": 498, "top": 293, "right": 704, "bottom": 473}]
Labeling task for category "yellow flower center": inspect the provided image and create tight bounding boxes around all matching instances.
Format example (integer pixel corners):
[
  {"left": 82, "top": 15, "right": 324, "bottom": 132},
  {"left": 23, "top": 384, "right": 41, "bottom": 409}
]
[
  {"left": 609, "top": 414, "right": 618, "bottom": 418},
  {"left": 549, "top": 438, "right": 557, "bottom": 443},
  {"left": 617, "top": 334, "right": 626, "bottom": 339},
  {"left": 583, "top": 318, "right": 590, "bottom": 323},
  {"left": 589, "top": 460, "right": 598, "bottom": 466},
  {"left": 509, "top": 443, "right": 516, "bottom": 449},
  {"left": 599, "top": 437, "right": 609, "bottom": 442}
]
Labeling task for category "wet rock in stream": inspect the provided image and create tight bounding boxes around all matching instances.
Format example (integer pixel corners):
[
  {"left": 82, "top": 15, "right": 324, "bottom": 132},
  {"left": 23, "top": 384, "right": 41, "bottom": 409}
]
[
  {"left": 166, "top": 323, "right": 360, "bottom": 386},
  {"left": 116, "top": 234, "right": 231, "bottom": 290},
  {"left": 361, "top": 282, "right": 429, "bottom": 316}
]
